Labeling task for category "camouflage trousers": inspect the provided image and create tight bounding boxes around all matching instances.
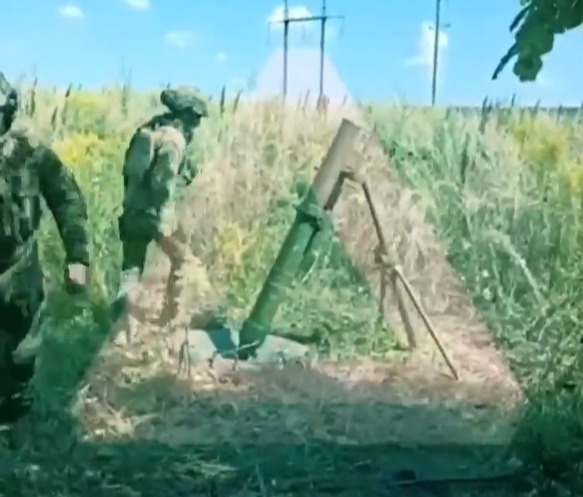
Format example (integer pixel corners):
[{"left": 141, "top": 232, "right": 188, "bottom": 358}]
[
  {"left": 115, "top": 218, "right": 197, "bottom": 342},
  {"left": 0, "top": 241, "right": 44, "bottom": 423},
  {"left": 122, "top": 233, "right": 190, "bottom": 313}
]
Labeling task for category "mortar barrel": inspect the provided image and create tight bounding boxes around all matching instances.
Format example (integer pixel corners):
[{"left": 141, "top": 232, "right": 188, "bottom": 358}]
[{"left": 237, "top": 119, "right": 361, "bottom": 358}]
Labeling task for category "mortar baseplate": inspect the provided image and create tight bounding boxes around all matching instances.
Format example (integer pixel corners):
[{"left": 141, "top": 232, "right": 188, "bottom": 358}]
[{"left": 185, "top": 327, "right": 311, "bottom": 364}]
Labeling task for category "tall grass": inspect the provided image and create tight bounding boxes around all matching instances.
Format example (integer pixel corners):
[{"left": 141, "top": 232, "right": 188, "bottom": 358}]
[
  {"left": 11, "top": 79, "right": 583, "bottom": 482},
  {"left": 369, "top": 103, "right": 583, "bottom": 480}
]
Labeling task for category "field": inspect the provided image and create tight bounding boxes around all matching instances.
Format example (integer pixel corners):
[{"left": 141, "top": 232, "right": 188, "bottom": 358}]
[{"left": 1, "top": 80, "right": 583, "bottom": 496}]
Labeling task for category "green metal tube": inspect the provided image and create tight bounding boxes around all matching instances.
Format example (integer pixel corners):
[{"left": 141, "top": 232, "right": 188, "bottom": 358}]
[
  {"left": 298, "top": 173, "right": 347, "bottom": 275},
  {"left": 237, "top": 119, "right": 361, "bottom": 359}
]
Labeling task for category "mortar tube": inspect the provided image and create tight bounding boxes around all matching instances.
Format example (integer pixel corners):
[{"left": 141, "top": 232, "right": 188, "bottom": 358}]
[
  {"left": 237, "top": 119, "right": 361, "bottom": 359},
  {"left": 298, "top": 172, "right": 348, "bottom": 275}
]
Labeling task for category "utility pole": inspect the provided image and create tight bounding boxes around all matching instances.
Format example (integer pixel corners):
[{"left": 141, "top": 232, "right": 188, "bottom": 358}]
[
  {"left": 283, "top": 0, "right": 290, "bottom": 98},
  {"left": 318, "top": 0, "right": 328, "bottom": 99},
  {"left": 431, "top": 0, "right": 441, "bottom": 106},
  {"left": 270, "top": 0, "right": 344, "bottom": 102},
  {"left": 430, "top": 0, "right": 450, "bottom": 106}
]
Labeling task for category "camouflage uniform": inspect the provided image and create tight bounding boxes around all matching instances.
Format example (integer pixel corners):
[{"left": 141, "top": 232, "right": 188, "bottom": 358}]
[
  {"left": 115, "top": 87, "right": 208, "bottom": 336},
  {"left": 0, "top": 73, "right": 90, "bottom": 422}
]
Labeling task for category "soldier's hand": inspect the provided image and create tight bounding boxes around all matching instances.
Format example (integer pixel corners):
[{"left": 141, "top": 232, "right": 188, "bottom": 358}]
[{"left": 64, "top": 263, "right": 90, "bottom": 294}]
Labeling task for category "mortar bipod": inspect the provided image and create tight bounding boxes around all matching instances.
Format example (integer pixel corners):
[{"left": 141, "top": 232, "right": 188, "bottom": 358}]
[{"left": 339, "top": 169, "right": 459, "bottom": 380}]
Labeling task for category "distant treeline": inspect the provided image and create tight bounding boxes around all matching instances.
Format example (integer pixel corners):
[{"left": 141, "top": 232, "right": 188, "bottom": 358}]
[{"left": 423, "top": 105, "right": 583, "bottom": 118}]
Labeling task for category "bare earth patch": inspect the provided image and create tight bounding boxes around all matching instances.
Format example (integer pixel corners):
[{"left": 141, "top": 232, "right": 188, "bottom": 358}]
[
  {"left": 61, "top": 317, "right": 528, "bottom": 496},
  {"left": 81, "top": 341, "right": 521, "bottom": 447}
]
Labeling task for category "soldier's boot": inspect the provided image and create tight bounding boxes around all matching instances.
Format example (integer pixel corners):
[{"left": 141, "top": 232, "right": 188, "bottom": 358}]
[{"left": 111, "top": 268, "right": 141, "bottom": 346}]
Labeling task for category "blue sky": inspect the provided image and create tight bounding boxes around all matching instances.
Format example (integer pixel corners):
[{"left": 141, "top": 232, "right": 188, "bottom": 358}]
[{"left": 1, "top": 0, "right": 581, "bottom": 105}]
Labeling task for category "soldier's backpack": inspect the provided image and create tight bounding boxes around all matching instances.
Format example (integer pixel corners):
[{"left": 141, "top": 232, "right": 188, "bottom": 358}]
[
  {"left": 122, "top": 126, "right": 157, "bottom": 185},
  {"left": 122, "top": 125, "right": 189, "bottom": 187}
]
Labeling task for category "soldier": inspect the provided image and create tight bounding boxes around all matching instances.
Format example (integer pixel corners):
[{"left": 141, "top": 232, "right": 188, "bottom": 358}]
[
  {"left": 113, "top": 86, "right": 208, "bottom": 342},
  {"left": 0, "top": 73, "right": 91, "bottom": 424}
]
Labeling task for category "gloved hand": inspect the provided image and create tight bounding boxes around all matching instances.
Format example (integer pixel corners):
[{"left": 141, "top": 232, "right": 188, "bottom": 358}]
[{"left": 64, "top": 263, "right": 90, "bottom": 294}]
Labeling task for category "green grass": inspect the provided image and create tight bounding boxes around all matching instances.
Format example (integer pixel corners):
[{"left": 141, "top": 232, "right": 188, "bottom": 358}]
[{"left": 367, "top": 103, "right": 583, "bottom": 481}]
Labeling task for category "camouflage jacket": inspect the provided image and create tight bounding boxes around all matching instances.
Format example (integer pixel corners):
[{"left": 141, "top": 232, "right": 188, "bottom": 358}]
[
  {"left": 122, "top": 122, "right": 194, "bottom": 237},
  {"left": 0, "top": 124, "right": 90, "bottom": 270}
]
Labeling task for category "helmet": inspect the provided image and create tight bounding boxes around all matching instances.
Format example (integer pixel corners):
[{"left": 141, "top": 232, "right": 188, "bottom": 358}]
[{"left": 160, "top": 86, "right": 208, "bottom": 118}]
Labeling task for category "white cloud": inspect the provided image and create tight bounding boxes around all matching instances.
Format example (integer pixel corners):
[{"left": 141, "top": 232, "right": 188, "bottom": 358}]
[
  {"left": 405, "top": 21, "right": 449, "bottom": 81},
  {"left": 58, "top": 4, "right": 84, "bottom": 20},
  {"left": 164, "top": 31, "right": 194, "bottom": 49},
  {"left": 123, "top": 0, "right": 150, "bottom": 10},
  {"left": 253, "top": 48, "right": 351, "bottom": 105},
  {"left": 216, "top": 52, "right": 228, "bottom": 63}
]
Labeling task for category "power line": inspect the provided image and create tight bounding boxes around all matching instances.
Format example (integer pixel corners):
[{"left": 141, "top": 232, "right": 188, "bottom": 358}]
[{"left": 269, "top": 0, "right": 344, "bottom": 101}]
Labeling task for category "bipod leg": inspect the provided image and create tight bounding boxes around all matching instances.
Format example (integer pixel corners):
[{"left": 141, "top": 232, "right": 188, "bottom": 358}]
[
  {"left": 374, "top": 250, "right": 416, "bottom": 350},
  {"left": 344, "top": 169, "right": 417, "bottom": 349},
  {"left": 377, "top": 258, "right": 387, "bottom": 326},
  {"left": 374, "top": 249, "right": 417, "bottom": 350},
  {"left": 366, "top": 179, "right": 417, "bottom": 349},
  {"left": 344, "top": 170, "right": 458, "bottom": 380},
  {"left": 391, "top": 265, "right": 458, "bottom": 380}
]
